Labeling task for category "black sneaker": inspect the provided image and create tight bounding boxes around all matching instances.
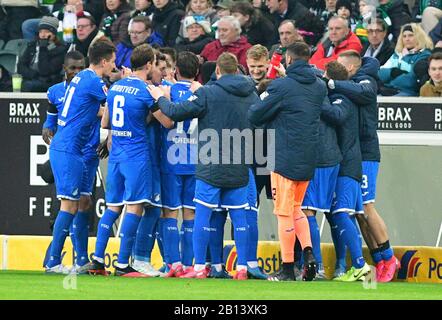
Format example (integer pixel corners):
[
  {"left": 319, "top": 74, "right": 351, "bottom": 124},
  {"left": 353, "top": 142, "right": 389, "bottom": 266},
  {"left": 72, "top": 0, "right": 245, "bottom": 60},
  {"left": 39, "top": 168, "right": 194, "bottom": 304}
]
[
  {"left": 114, "top": 265, "right": 149, "bottom": 277},
  {"left": 85, "top": 259, "right": 110, "bottom": 276},
  {"left": 268, "top": 268, "right": 295, "bottom": 281},
  {"left": 302, "top": 248, "right": 317, "bottom": 281}
]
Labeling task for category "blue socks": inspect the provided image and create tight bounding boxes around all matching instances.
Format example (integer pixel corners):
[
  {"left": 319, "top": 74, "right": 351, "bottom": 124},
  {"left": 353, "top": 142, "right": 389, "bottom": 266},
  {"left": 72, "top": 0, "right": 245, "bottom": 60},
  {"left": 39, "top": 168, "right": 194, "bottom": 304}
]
[
  {"left": 209, "top": 209, "right": 227, "bottom": 265},
  {"left": 379, "top": 240, "right": 394, "bottom": 261},
  {"left": 370, "top": 248, "right": 383, "bottom": 264},
  {"left": 163, "top": 218, "right": 181, "bottom": 264},
  {"left": 133, "top": 206, "right": 160, "bottom": 262},
  {"left": 94, "top": 209, "right": 119, "bottom": 261},
  {"left": 181, "top": 219, "right": 194, "bottom": 267},
  {"left": 326, "top": 213, "right": 346, "bottom": 269},
  {"left": 333, "top": 212, "right": 365, "bottom": 269},
  {"left": 229, "top": 208, "right": 248, "bottom": 267},
  {"left": 246, "top": 209, "right": 258, "bottom": 263},
  {"left": 158, "top": 218, "right": 169, "bottom": 264},
  {"left": 47, "top": 211, "right": 75, "bottom": 268},
  {"left": 193, "top": 203, "right": 213, "bottom": 265},
  {"left": 72, "top": 211, "right": 89, "bottom": 266},
  {"left": 350, "top": 215, "right": 363, "bottom": 250},
  {"left": 307, "top": 215, "right": 322, "bottom": 265},
  {"left": 117, "top": 212, "right": 141, "bottom": 266}
]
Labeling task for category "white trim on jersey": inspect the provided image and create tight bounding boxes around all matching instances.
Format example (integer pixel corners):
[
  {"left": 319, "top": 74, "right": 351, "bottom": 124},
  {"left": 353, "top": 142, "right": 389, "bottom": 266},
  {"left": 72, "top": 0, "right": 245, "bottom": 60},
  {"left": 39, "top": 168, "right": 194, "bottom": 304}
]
[
  {"left": 56, "top": 194, "right": 80, "bottom": 201},
  {"left": 331, "top": 208, "right": 357, "bottom": 214},
  {"left": 162, "top": 204, "right": 183, "bottom": 210},
  {"left": 220, "top": 203, "right": 248, "bottom": 209},
  {"left": 193, "top": 198, "right": 219, "bottom": 208},
  {"left": 362, "top": 199, "right": 376, "bottom": 205},
  {"left": 301, "top": 206, "right": 331, "bottom": 213},
  {"left": 182, "top": 205, "right": 196, "bottom": 210}
]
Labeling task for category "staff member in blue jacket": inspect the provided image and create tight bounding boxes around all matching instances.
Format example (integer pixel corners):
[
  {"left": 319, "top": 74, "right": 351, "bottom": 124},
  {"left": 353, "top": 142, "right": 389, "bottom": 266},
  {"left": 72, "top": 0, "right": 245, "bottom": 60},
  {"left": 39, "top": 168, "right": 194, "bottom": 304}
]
[
  {"left": 248, "top": 42, "right": 327, "bottom": 282},
  {"left": 325, "top": 51, "right": 400, "bottom": 283},
  {"left": 148, "top": 52, "right": 259, "bottom": 280}
]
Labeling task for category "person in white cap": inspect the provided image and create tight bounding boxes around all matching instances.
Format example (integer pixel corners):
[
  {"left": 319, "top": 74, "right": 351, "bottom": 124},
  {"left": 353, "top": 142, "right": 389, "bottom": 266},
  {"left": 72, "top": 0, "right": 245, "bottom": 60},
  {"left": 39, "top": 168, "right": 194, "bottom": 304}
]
[{"left": 176, "top": 15, "right": 214, "bottom": 54}]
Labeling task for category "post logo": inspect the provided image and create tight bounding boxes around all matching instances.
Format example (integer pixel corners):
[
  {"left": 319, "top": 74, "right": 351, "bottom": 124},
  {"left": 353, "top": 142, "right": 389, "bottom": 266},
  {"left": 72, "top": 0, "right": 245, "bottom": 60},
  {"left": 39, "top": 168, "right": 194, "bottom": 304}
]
[{"left": 397, "top": 250, "right": 421, "bottom": 280}]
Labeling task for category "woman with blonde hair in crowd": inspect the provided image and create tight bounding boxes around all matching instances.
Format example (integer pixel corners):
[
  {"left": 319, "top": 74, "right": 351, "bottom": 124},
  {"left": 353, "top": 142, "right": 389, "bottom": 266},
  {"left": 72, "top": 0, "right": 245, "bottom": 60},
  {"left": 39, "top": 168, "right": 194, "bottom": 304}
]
[{"left": 379, "top": 23, "right": 433, "bottom": 96}]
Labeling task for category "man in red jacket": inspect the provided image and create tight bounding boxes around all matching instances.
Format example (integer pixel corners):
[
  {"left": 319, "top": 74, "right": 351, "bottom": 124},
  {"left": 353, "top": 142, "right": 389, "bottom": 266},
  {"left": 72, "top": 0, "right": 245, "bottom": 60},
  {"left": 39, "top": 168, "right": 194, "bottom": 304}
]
[
  {"left": 200, "top": 16, "right": 252, "bottom": 71},
  {"left": 309, "top": 16, "right": 362, "bottom": 70}
]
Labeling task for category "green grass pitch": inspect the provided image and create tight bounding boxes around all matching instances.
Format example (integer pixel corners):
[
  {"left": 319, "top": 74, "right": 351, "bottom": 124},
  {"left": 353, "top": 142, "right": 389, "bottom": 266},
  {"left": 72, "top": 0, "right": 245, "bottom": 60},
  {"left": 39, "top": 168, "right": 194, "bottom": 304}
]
[{"left": 0, "top": 271, "right": 441, "bottom": 300}]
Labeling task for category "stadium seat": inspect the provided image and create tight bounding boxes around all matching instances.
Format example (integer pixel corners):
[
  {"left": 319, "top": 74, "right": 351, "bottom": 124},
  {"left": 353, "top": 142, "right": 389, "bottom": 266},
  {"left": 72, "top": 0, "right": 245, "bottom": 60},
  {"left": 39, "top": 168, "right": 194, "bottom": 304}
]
[
  {"left": 0, "top": 52, "right": 18, "bottom": 74},
  {"left": 3, "top": 39, "right": 30, "bottom": 57}
]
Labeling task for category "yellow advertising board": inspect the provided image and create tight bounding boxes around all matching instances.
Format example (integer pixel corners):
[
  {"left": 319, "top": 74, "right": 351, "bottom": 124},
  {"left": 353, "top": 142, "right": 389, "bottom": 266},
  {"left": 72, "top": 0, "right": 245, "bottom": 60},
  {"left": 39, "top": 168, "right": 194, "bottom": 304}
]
[{"left": 2, "top": 235, "right": 441, "bottom": 283}]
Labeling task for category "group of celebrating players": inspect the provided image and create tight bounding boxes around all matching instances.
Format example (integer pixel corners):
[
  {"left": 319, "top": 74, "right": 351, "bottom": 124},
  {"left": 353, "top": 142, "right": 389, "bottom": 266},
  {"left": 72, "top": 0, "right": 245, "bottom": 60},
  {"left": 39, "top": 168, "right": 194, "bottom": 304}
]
[{"left": 42, "top": 36, "right": 400, "bottom": 283}]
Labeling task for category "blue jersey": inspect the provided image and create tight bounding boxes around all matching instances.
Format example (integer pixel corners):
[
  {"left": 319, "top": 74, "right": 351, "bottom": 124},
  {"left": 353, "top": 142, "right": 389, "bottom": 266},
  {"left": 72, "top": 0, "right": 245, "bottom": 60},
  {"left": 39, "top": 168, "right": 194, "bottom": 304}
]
[
  {"left": 107, "top": 76, "right": 155, "bottom": 162},
  {"left": 160, "top": 81, "right": 197, "bottom": 175},
  {"left": 45, "top": 81, "right": 67, "bottom": 130},
  {"left": 50, "top": 69, "right": 107, "bottom": 156},
  {"left": 45, "top": 79, "right": 101, "bottom": 161}
]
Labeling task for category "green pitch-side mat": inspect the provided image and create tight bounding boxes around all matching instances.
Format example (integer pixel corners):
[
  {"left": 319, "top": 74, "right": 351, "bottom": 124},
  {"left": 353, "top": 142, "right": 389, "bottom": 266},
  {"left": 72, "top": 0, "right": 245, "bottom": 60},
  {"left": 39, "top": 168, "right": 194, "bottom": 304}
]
[{"left": 0, "top": 271, "right": 440, "bottom": 300}]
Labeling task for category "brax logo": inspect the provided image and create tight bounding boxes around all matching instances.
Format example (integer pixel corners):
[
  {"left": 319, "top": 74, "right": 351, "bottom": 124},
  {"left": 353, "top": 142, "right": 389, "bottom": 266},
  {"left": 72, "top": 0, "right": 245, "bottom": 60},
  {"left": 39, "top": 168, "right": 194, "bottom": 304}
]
[
  {"left": 9, "top": 102, "right": 41, "bottom": 124},
  {"left": 379, "top": 107, "right": 412, "bottom": 122}
]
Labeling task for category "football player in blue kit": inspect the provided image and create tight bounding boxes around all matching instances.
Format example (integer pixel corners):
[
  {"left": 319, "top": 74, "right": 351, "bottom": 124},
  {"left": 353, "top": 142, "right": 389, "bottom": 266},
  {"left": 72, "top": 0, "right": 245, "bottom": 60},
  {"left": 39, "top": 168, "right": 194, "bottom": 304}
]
[
  {"left": 149, "top": 53, "right": 259, "bottom": 280},
  {"left": 86, "top": 44, "right": 173, "bottom": 277},
  {"left": 43, "top": 50, "right": 101, "bottom": 273},
  {"left": 45, "top": 39, "right": 116, "bottom": 274},
  {"left": 321, "top": 59, "right": 371, "bottom": 281},
  {"left": 131, "top": 52, "right": 170, "bottom": 275},
  {"left": 158, "top": 51, "right": 199, "bottom": 278}
]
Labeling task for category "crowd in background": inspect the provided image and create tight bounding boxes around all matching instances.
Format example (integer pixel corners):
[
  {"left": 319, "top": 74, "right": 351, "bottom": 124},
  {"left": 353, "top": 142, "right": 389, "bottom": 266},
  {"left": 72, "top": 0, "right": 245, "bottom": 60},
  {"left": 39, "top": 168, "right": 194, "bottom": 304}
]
[{"left": 0, "top": 0, "right": 441, "bottom": 96}]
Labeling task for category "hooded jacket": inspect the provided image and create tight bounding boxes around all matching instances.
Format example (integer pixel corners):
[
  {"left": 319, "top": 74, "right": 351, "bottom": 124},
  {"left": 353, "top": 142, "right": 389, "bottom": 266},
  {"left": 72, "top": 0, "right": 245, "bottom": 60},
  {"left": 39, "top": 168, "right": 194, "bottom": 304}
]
[
  {"left": 329, "top": 57, "right": 380, "bottom": 162},
  {"left": 321, "top": 92, "right": 362, "bottom": 181},
  {"left": 152, "top": 1, "right": 185, "bottom": 47},
  {"left": 248, "top": 60, "right": 327, "bottom": 181},
  {"left": 200, "top": 36, "right": 252, "bottom": 71},
  {"left": 380, "top": 0, "right": 412, "bottom": 42},
  {"left": 158, "top": 74, "right": 259, "bottom": 188}
]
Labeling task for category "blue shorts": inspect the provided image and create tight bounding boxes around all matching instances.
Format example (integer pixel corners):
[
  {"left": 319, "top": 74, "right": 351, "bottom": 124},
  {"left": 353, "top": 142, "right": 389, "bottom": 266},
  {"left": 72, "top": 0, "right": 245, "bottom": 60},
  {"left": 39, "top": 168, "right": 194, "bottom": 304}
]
[
  {"left": 361, "top": 161, "right": 379, "bottom": 204},
  {"left": 80, "top": 157, "right": 99, "bottom": 196},
  {"left": 50, "top": 149, "right": 83, "bottom": 200},
  {"left": 194, "top": 179, "right": 248, "bottom": 209},
  {"left": 161, "top": 173, "right": 195, "bottom": 210},
  {"left": 105, "top": 160, "right": 153, "bottom": 206},
  {"left": 150, "top": 165, "right": 162, "bottom": 207},
  {"left": 302, "top": 165, "right": 339, "bottom": 212},
  {"left": 246, "top": 169, "right": 258, "bottom": 212},
  {"left": 331, "top": 176, "right": 364, "bottom": 215}
]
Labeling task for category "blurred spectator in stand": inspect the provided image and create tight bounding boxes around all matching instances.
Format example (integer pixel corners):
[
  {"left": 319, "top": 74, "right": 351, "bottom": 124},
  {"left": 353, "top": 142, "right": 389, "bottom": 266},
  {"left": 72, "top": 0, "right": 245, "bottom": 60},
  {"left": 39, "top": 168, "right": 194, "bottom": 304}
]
[
  {"left": 269, "top": 20, "right": 304, "bottom": 65},
  {"left": 411, "top": 0, "right": 442, "bottom": 23},
  {"left": 420, "top": 5, "right": 442, "bottom": 34},
  {"left": 355, "top": 0, "right": 392, "bottom": 46},
  {"left": 230, "top": 1, "right": 277, "bottom": 49},
  {"left": 131, "top": 0, "right": 155, "bottom": 18},
  {"left": 362, "top": 18, "right": 394, "bottom": 65},
  {"left": 67, "top": 14, "right": 104, "bottom": 58},
  {"left": 0, "top": 0, "right": 41, "bottom": 42},
  {"left": 379, "top": 23, "right": 433, "bottom": 96},
  {"left": 115, "top": 15, "right": 164, "bottom": 69},
  {"left": 0, "top": 64, "right": 12, "bottom": 92},
  {"left": 309, "top": 15, "right": 362, "bottom": 70},
  {"left": 175, "top": 15, "right": 213, "bottom": 54},
  {"left": 200, "top": 15, "right": 252, "bottom": 70},
  {"left": 18, "top": 16, "right": 67, "bottom": 92},
  {"left": 152, "top": 0, "right": 185, "bottom": 47},
  {"left": 420, "top": 50, "right": 442, "bottom": 96},
  {"left": 266, "top": 0, "right": 325, "bottom": 46},
  {"left": 319, "top": 0, "right": 338, "bottom": 25},
  {"left": 99, "top": 0, "right": 132, "bottom": 44},
  {"left": 379, "top": 0, "right": 411, "bottom": 42},
  {"left": 336, "top": 0, "right": 357, "bottom": 31},
  {"left": 251, "top": 0, "right": 273, "bottom": 22}
]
